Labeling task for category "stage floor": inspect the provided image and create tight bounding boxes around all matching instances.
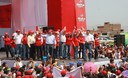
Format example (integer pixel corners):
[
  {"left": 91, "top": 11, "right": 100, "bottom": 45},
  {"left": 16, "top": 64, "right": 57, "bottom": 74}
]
[{"left": 0, "top": 52, "right": 121, "bottom": 67}]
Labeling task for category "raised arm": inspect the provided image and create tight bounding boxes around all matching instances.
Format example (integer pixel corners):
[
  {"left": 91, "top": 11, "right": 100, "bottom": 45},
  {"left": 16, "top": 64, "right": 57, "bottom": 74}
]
[{"left": 60, "top": 26, "right": 66, "bottom": 35}]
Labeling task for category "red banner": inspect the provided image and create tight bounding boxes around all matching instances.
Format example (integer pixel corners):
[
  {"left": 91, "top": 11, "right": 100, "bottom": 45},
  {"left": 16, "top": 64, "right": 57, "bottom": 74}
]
[
  {"left": 0, "top": 4, "right": 11, "bottom": 28},
  {"left": 75, "top": 0, "right": 86, "bottom": 30},
  {"left": 61, "top": 0, "right": 76, "bottom": 32},
  {"left": 47, "top": 0, "right": 86, "bottom": 31}
]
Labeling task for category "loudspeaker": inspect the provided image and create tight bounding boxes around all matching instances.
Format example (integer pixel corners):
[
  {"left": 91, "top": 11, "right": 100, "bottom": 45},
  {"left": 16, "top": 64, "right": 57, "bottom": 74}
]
[
  {"left": 114, "top": 35, "right": 125, "bottom": 47},
  {"left": 42, "top": 26, "right": 54, "bottom": 32}
]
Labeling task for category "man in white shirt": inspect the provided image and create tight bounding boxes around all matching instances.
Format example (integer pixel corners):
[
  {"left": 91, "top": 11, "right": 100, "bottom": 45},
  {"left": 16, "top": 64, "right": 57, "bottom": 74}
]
[
  {"left": 14, "top": 29, "right": 23, "bottom": 57},
  {"left": 60, "top": 27, "right": 66, "bottom": 59},
  {"left": 83, "top": 30, "right": 94, "bottom": 61},
  {"left": 28, "top": 30, "right": 36, "bottom": 60},
  {"left": 14, "top": 56, "right": 23, "bottom": 67},
  {"left": 45, "top": 29, "right": 56, "bottom": 58},
  {"left": 27, "top": 58, "right": 36, "bottom": 69}
]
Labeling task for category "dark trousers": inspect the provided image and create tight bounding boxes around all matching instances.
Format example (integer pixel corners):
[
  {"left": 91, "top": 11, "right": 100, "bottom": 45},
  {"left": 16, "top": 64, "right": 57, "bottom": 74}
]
[
  {"left": 94, "top": 46, "right": 99, "bottom": 59},
  {"left": 22, "top": 44, "right": 29, "bottom": 59},
  {"left": 79, "top": 43, "right": 86, "bottom": 60},
  {"left": 36, "top": 46, "right": 43, "bottom": 60},
  {"left": 5, "top": 45, "right": 12, "bottom": 58},
  {"left": 43, "top": 45, "right": 46, "bottom": 56},
  {"left": 53, "top": 46, "right": 59, "bottom": 59},
  {"left": 46, "top": 44, "right": 54, "bottom": 57},
  {"left": 30, "top": 44, "right": 36, "bottom": 60}
]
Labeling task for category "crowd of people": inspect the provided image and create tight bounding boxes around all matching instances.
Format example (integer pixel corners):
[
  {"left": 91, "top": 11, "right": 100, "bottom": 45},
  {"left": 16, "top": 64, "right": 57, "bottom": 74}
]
[
  {"left": 0, "top": 56, "right": 128, "bottom": 78},
  {"left": 3, "top": 26, "right": 128, "bottom": 61},
  {"left": 2, "top": 26, "right": 128, "bottom": 78},
  {"left": 3, "top": 27, "right": 98, "bottom": 61}
]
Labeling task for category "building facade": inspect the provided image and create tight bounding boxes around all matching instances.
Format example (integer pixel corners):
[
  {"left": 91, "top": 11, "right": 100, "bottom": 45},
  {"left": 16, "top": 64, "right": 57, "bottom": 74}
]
[{"left": 97, "top": 22, "right": 123, "bottom": 37}]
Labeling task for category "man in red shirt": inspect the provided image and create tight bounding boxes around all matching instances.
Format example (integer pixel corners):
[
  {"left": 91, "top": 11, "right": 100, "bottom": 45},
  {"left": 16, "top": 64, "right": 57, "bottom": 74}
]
[
  {"left": 94, "top": 33, "right": 100, "bottom": 60},
  {"left": 22, "top": 32, "right": 29, "bottom": 59},
  {"left": 3, "top": 32, "right": 12, "bottom": 58}
]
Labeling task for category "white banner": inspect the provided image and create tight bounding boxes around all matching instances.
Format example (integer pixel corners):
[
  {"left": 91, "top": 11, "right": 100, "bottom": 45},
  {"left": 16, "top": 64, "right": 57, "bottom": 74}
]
[
  {"left": 12, "top": 0, "right": 48, "bottom": 31},
  {"left": 53, "top": 67, "right": 82, "bottom": 78}
]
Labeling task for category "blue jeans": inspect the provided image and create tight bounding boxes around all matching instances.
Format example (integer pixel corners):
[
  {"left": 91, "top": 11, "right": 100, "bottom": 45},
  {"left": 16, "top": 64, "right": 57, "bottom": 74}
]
[
  {"left": 43, "top": 45, "right": 46, "bottom": 56},
  {"left": 54, "top": 46, "right": 59, "bottom": 59},
  {"left": 46, "top": 44, "right": 54, "bottom": 57},
  {"left": 60, "top": 42, "right": 66, "bottom": 58},
  {"left": 22, "top": 44, "right": 29, "bottom": 59},
  {"left": 10, "top": 47, "right": 15, "bottom": 57},
  {"left": 16, "top": 44, "right": 22, "bottom": 56},
  {"left": 66, "top": 45, "right": 71, "bottom": 59},
  {"left": 74, "top": 46, "right": 78, "bottom": 59},
  {"left": 85, "top": 43, "right": 93, "bottom": 61}
]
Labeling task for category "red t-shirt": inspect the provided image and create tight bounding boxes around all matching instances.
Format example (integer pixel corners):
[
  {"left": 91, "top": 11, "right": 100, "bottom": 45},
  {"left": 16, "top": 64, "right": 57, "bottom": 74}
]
[
  {"left": 72, "top": 37, "right": 79, "bottom": 46},
  {"left": 78, "top": 36, "right": 85, "bottom": 44},
  {"left": 56, "top": 36, "right": 60, "bottom": 46},
  {"left": 10, "top": 39, "right": 16, "bottom": 48},
  {"left": 35, "top": 36, "right": 43, "bottom": 46},
  {"left": 4, "top": 37, "right": 11, "bottom": 45},
  {"left": 66, "top": 37, "right": 72, "bottom": 45},
  {"left": 22, "top": 36, "right": 28, "bottom": 45},
  {"left": 95, "top": 38, "right": 100, "bottom": 47}
]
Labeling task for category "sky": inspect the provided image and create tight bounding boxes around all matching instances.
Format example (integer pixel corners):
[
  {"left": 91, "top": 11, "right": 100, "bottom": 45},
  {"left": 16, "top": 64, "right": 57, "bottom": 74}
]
[{"left": 86, "top": 0, "right": 128, "bottom": 31}]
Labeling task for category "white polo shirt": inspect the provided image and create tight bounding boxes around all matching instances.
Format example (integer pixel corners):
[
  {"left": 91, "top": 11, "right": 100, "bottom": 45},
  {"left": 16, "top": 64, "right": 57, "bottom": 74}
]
[
  {"left": 45, "top": 34, "right": 56, "bottom": 44},
  {"left": 60, "top": 29, "right": 66, "bottom": 43},
  {"left": 14, "top": 34, "right": 23, "bottom": 44},
  {"left": 28, "top": 35, "right": 36, "bottom": 44},
  {"left": 60, "top": 35, "right": 66, "bottom": 43},
  {"left": 83, "top": 33, "right": 94, "bottom": 43},
  {"left": 13, "top": 61, "right": 23, "bottom": 67}
]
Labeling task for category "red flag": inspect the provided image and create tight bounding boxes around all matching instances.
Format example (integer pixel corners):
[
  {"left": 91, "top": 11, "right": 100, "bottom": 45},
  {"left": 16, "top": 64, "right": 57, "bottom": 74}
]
[{"left": 36, "top": 26, "right": 39, "bottom": 31}]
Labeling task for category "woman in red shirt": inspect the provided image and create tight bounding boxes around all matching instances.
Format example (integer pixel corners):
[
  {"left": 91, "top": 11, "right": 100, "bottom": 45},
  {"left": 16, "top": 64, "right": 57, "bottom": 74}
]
[
  {"left": 10, "top": 34, "right": 16, "bottom": 58},
  {"left": 94, "top": 33, "right": 100, "bottom": 60},
  {"left": 35, "top": 33, "right": 43, "bottom": 60},
  {"left": 65, "top": 32, "right": 72, "bottom": 59},
  {"left": 3, "top": 32, "right": 12, "bottom": 58},
  {"left": 22, "top": 32, "right": 29, "bottom": 59},
  {"left": 78, "top": 32, "right": 86, "bottom": 60},
  {"left": 72, "top": 33, "right": 79, "bottom": 59}
]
